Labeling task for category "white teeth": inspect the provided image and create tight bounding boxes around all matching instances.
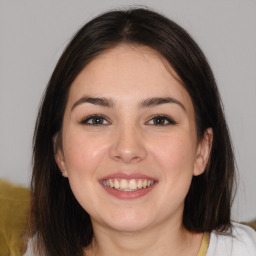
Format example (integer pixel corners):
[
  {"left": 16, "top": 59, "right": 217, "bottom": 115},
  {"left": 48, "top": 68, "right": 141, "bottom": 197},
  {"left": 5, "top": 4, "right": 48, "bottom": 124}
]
[
  {"left": 109, "top": 179, "right": 114, "bottom": 188},
  {"left": 137, "top": 179, "right": 143, "bottom": 189},
  {"left": 120, "top": 179, "right": 128, "bottom": 189},
  {"left": 114, "top": 179, "right": 120, "bottom": 189},
  {"left": 129, "top": 179, "right": 137, "bottom": 190},
  {"left": 103, "top": 178, "right": 155, "bottom": 191}
]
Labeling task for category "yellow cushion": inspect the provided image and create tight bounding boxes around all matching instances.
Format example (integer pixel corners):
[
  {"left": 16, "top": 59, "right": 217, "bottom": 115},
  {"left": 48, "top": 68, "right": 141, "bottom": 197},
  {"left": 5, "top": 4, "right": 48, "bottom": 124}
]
[
  {"left": 243, "top": 220, "right": 256, "bottom": 231},
  {"left": 0, "top": 179, "right": 30, "bottom": 256}
]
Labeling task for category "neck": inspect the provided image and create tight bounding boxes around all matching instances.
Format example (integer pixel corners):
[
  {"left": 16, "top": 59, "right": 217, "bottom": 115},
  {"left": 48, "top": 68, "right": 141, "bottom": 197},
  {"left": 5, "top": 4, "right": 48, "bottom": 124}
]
[{"left": 84, "top": 218, "right": 203, "bottom": 256}]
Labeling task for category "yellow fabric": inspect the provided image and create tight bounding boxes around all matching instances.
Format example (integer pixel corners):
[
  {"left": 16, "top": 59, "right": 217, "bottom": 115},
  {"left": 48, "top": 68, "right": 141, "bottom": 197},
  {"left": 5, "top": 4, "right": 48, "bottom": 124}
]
[
  {"left": 0, "top": 179, "right": 30, "bottom": 256},
  {"left": 197, "top": 233, "right": 209, "bottom": 256},
  {"left": 242, "top": 220, "right": 256, "bottom": 231}
]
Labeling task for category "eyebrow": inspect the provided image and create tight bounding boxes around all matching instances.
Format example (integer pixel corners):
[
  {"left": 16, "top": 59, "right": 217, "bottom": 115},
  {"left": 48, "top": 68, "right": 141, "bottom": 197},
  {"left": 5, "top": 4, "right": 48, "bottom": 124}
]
[
  {"left": 71, "top": 96, "right": 115, "bottom": 110},
  {"left": 71, "top": 96, "right": 186, "bottom": 112},
  {"left": 139, "top": 97, "right": 186, "bottom": 111}
]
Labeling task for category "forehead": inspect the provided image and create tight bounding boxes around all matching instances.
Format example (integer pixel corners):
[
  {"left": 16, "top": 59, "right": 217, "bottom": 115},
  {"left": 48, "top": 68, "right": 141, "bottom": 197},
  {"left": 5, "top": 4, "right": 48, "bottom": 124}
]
[{"left": 67, "top": 44, "right": 193, "bottom": 110}]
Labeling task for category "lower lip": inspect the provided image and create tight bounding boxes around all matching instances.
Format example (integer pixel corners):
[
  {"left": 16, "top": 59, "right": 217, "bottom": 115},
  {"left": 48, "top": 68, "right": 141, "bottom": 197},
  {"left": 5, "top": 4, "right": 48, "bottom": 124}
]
[{"left": 100, "top": 182, "right": 157, "bottom": 200}]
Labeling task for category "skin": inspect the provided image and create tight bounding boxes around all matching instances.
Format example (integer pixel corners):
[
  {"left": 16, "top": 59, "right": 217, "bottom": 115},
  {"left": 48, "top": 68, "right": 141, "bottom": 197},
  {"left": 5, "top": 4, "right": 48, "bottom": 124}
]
[{"left": 55, "top": 44, "right": 213, "bottom": 256}]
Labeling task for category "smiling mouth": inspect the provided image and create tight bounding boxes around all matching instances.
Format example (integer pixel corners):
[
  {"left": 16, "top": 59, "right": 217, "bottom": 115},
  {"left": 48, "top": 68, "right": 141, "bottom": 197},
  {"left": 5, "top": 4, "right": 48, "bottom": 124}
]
[{"left": 102, "top": 178, "right": 156, "bottom": 191}]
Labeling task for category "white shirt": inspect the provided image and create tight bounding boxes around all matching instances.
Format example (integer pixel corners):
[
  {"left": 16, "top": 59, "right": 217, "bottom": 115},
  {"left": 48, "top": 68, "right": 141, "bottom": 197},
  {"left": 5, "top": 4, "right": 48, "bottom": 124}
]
[
  {"left": 24, "top": 222, "right": 256, "bottom": 256},
  {"left": 206, "top": 222, "right": 256, "bottom": 256}
]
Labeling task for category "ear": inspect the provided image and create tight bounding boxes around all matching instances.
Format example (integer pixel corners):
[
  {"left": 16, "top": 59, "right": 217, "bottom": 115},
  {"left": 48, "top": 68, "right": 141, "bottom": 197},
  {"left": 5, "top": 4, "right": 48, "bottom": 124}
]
[
  {"left": 53, "top": 134, "right": 68, "bottom": 178},
  {"left": 193, "top": 128, "right": 213, "bottom": 176}
]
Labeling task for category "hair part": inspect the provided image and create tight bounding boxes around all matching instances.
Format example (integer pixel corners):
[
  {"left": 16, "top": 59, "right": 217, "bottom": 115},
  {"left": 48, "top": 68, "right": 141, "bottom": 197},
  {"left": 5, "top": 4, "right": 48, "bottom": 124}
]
[{"left": 29, "top": 7, "right": 236, "bottom": 256}]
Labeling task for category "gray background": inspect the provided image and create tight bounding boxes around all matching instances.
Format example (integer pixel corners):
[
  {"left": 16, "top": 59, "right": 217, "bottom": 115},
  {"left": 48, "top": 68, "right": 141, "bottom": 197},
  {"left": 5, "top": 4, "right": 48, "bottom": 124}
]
[{"left": 0, "top": 0, "right": 255, "bottom": 222}]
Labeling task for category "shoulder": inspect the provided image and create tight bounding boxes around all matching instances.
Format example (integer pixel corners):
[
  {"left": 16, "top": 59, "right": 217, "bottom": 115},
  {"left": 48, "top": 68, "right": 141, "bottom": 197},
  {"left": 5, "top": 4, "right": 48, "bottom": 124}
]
[
  {"left": 23, "top": 238, "right": 33, "bottom": 256},
  {"left": 206, "top": 222, "right": 256, "bottom": 256},
  {"left": 23, "top": 237, "right": 37, "bottom": 256}
]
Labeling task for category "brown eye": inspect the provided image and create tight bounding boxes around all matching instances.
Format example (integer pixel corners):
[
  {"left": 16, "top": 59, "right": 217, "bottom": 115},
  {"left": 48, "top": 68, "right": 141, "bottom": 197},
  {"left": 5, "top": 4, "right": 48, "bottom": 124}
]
[
  {"left": 147, "top": 115, "right": 176, "bottom": 126},
  {"left": 81, "top": 115, "right": 110, "bottom": 125}
]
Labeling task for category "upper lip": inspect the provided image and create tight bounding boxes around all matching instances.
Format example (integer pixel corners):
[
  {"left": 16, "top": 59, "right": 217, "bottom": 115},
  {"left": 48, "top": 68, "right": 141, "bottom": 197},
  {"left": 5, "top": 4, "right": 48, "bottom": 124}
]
[{"left": 99, "top": 172, "right": 157, "bottom": 181}]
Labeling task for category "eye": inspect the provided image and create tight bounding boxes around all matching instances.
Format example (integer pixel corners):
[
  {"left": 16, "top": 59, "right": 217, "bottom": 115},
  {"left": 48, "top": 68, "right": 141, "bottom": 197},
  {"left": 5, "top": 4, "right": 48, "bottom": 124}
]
[
  {"left": 81, "top": 115, "right": 110, "bottom": 126},
  {"left": 147, "top": 115, "right": 176, "bottom": 126}
]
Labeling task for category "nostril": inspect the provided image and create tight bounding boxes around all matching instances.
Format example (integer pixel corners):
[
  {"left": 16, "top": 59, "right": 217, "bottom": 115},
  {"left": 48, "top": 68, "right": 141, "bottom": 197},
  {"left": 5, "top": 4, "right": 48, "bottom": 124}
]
[
  {"left": 113, "top": 153, "right": 143, "bottom": 163},
  {"left": 111, "top": 146, "right": 146, "bottom": 163},
  {"left": 109, "top": 129, "right": 147, "bottom": 163}
]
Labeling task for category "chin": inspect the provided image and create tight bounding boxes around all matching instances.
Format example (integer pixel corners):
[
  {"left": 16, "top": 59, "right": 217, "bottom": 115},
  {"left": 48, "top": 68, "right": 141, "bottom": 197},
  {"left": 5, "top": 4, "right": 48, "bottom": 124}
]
[
  {"left": 108, "top": 220, "right": 151, "bottom": 233},
  {"left": 102, "top": 210, "right": 156, "bottom": 232}
]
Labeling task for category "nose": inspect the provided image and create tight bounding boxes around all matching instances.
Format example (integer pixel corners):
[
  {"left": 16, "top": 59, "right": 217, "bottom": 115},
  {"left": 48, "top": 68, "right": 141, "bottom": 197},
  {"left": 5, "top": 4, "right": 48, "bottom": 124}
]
[{"left": 109, "top": 125, "right": 147, "bottom": 164}]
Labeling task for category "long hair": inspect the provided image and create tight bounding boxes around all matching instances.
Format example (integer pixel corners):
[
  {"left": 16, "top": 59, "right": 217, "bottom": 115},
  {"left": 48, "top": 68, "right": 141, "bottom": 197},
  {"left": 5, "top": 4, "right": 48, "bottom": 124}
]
[{"left": 30, "top": 8, "right": 236, "bottom": 256}]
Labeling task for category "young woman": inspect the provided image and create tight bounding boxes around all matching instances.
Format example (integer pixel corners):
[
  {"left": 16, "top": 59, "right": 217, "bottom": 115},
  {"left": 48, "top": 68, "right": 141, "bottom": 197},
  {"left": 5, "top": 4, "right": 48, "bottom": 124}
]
[{"left": 26, "top": 8, "right": 256, "bottom": 256}]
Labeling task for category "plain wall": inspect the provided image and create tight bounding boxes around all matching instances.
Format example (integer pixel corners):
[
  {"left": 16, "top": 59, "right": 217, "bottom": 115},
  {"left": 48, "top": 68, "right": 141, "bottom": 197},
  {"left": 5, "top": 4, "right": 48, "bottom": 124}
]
[{"left": 0, "top": 0, "right": 255, "bottom": 222}]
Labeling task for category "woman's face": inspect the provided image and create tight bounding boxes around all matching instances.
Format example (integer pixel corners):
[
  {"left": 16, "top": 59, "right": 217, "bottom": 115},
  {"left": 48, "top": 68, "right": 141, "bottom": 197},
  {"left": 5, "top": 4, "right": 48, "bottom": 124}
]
[{"left": 56, "top": 45, "right": 212, "bottom": 232}]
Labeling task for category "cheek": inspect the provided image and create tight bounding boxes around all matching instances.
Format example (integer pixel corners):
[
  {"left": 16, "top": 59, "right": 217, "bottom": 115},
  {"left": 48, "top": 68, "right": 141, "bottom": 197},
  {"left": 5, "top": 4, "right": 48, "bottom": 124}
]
[
  {"left": 63, "top": 130, "right": 108, "bottom": 177},
  {"left": 62, "top": 131, "right": 109, "bottom": 212},
  {"left": 150, "top": 132, "right": 196, "bottom": 173},
  {"left": 149, "top": 133, "right": 196, "bottom": 210}
]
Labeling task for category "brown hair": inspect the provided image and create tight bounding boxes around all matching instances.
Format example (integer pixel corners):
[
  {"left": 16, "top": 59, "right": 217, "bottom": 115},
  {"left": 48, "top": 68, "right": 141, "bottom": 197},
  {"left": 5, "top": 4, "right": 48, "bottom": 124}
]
[{"left": 30, "top": 8, "right": 236, "bottom": 256}]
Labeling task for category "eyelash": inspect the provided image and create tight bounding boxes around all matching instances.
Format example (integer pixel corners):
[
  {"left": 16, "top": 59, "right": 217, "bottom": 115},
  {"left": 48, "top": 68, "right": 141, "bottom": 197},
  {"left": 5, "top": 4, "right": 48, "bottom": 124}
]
[
  {"left": 146, "top": 115, "right": 176, "bottom": 126},
  {"left": 80, "top": 114, "right": 111, "bottom": 126},
  {"left": 80, "top": 114, "right": 176, "bottom": 126}
]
